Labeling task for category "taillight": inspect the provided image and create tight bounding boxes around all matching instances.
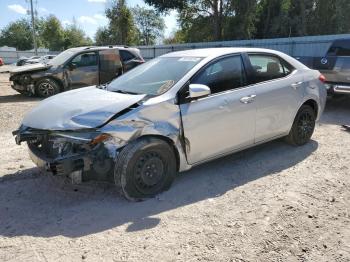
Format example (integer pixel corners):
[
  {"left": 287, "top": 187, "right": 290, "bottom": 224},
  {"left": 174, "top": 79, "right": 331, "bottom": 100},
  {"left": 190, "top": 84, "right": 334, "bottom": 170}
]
[{"left": 319, "top": 74, "right": 326, "bottom": 83}]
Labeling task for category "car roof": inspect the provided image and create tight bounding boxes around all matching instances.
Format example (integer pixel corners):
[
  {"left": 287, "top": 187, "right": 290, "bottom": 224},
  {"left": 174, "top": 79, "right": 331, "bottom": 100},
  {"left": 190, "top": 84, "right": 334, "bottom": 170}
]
[
  {"left": 68, "top": 46, "right": 139, "bottom": 53},
  {"left": 161, "top": 47, "right": 308, "bottom": 71},
  {"left": 161, "top": 47, "right": 286, "bottom": 58}
]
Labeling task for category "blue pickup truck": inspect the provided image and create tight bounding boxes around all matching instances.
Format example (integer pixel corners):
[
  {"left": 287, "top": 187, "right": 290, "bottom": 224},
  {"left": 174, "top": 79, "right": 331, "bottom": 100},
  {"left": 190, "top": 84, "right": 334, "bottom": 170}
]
[{"left": 296, "top": 39, "right": 350, "bottom": 95}]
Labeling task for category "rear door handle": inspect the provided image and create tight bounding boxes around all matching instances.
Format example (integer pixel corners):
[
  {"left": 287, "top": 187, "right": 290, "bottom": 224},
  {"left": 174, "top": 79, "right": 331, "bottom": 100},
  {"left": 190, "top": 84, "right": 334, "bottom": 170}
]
[
  {"left": 240, "top": 95, "right": 256, "bottom": 104},
  {"left": 291, "top": 81, "right": 303, "bottom": 89}
]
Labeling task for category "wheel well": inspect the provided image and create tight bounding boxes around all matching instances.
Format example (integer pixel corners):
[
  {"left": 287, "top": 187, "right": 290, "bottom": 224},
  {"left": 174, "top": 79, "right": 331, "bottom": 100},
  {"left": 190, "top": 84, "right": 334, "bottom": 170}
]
[
  {"left": 303, "top": 99, "right": 318, "bottom": 117},
  {"left": 139, "top": 135, "right": 181, "bottom": 172}
]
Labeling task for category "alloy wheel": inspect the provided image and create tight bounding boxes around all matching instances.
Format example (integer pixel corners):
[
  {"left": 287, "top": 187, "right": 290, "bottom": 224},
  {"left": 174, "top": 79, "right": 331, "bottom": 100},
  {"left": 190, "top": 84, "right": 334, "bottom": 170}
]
[
  {"left": 38, "top": 82, "right": 55, "bottom": 97},
  {"left": 297, "top": 111, "right": 314, "bottom": 141}
]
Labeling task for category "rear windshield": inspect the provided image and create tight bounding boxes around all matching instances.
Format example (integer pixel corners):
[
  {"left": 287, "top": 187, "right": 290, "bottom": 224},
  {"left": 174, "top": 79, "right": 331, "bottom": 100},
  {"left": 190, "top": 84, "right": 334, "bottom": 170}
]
[{"left": 327, "top": 40, "right": 350, "bottom": 56}]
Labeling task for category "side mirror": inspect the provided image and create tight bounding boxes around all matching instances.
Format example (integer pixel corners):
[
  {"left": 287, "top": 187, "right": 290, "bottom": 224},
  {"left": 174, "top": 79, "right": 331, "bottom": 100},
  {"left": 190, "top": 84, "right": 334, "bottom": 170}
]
[
  {"left": 68, "top": 63, "right": 77, "bottom": 71},
  {"left": 189, "top": 84, "right": 211, "bottom": 99}
]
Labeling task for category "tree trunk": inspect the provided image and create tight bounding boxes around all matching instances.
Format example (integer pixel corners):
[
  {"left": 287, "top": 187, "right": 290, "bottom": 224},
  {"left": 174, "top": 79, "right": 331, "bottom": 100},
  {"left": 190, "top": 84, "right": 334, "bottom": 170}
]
[
  {"left": 300, "top": 0, "right": 306, "bottom": 35},
  {"left": 212, "top": 0, "right": 223, "bottom": 41}
]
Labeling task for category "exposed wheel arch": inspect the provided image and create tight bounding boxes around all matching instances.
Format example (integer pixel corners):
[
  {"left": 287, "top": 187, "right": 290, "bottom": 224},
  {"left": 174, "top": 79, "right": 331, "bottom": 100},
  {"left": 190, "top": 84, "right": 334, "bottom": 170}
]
[{"left": 302, "top": 99, "right": 318, "bottom": 118}]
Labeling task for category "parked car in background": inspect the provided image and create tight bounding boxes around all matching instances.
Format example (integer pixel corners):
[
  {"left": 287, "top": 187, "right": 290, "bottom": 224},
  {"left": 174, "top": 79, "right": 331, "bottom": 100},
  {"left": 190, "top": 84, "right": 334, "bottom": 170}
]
[
  {"left": 13, "top": 48, "right": 327, "bottom": 200},
  {"left": 24, "top": 55, "right": 56, "bottom": 65},
  {"left": 16, "top": 56, "right": 40, "bottom": 66},
  {"left": 10, "top": 46, "right": 144, "bottom": 97},
  {"left": 0, "top": 57, "right": 4, "bottom": 66},
  {"left": 297, "top": 38, "right": 350, "bottom": 95}
]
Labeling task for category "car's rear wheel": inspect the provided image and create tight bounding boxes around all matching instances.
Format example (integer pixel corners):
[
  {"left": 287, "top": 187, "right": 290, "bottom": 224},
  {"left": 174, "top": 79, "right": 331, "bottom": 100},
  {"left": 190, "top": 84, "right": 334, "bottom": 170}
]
[
  {"left": 35, "top": 78, "right": 60, "bottom": 97},
  {"left": 285, "top": 105, "right": 316, "bottom": 146},
  {"left": 115, "top": 137, "right": 176, "bottom": 201}
]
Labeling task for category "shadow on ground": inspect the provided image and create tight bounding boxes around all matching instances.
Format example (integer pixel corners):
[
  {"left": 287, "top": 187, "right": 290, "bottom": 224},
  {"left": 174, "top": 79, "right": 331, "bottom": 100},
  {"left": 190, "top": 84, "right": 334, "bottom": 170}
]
[
  {"left": 320, "top": 95, "right": 350, "bottom": 126},
  {"left": 0, "top": 94, "right": 41, "bottom": 104},
  {"left": 0, "top": 139, "right": 318, "bottom": 238}
]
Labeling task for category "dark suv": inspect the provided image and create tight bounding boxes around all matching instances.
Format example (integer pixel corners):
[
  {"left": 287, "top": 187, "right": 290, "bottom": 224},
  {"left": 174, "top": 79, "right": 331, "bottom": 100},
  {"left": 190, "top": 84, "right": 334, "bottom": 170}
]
[{"left": 10, "top": 46, "right": 144, "bottom": 97}]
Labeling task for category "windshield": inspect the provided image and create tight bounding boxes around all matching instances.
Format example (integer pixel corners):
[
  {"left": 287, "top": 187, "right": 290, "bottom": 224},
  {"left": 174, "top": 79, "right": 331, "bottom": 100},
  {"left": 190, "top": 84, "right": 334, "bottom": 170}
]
[
  {"left": 107, "top": 57, "right": 202, "bottom": 96},
  {"left": 48, "top": 49, "right": 75, "bottom": 66}
]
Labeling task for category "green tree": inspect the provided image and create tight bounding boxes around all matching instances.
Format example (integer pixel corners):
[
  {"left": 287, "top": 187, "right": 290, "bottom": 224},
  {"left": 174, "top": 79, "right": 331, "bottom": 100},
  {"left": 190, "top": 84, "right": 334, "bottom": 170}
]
[
  {"left": 63, "top": 20, "right": 93, "bottom": 49},
  {"left": 224, "top": 0, "right": 258, "bottom": 40},
  {"left": 163, "top": 30, "right": 185, "bottom": 44},
  {"left": 334, "top": 0, "right": 350, "bottom": 34},
  {"left": 0, "top": 19, "right": 33, "bottom": 50},
  {"left": 145, "top": 0, "right": 230, "bottom": 41},
  {"left": 95, "top": 27, "right": 112, "bottom": 46},
  {"left": 309, "top": 0, "right": 350, "bottom": 35},
  {"left": 105, "top": 0, "right": 138, "bottom": 45},
  {"left": 40, "top": 15, "right": 65, "bottom": 50},
  {"left": 255, "top": 0, "right": 292, "bottom": 38},
  {"left": 132, "top": 5, "right": 165, "bottom": 45}
]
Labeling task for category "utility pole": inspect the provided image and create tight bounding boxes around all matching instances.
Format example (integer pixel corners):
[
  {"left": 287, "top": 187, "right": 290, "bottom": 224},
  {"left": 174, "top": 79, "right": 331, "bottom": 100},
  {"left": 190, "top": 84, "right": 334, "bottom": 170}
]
[{"left": 29, "top": 0, "right": 38, "bottom": 55}]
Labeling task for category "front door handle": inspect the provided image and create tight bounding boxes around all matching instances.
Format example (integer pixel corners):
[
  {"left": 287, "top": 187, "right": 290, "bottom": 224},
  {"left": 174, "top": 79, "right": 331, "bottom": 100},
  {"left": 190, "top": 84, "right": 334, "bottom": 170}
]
[
  {"left": 291, "top": 81, "right": 303, "bottom": 89},
  {"left": 240, "top": 95, "right": 256, "bottom": 104}
]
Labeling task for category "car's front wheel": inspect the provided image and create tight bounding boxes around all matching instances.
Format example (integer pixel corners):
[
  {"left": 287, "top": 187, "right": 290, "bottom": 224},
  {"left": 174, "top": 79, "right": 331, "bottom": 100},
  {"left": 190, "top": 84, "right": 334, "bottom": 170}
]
[
  {"left": 286, "top": 105, "right": 316, "bottom": 146},
  {"left": 115, "top": 137, "right": 176, "bottom": 201},
  {"left": 35, "top": 78, "right": 60, "bottom": 97}
]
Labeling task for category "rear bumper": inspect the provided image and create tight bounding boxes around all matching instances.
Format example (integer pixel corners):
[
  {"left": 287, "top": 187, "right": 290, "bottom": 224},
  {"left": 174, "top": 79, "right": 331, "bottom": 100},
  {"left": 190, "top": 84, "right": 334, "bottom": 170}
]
[{"left": 326, "top": 84, "right": 350, "bottom": 94}]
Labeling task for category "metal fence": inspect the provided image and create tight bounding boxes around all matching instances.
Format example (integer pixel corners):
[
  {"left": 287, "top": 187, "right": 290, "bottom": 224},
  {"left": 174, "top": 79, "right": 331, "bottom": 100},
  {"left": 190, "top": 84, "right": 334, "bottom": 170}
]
[
  {"left": 0, "top": 50, "right": 59, "bottom": 64},
  {"left": 137, "top": 34, "right": 350, "bottom": 60},
  {"left": 2, "top": 33, "right": 350, "bottom": 64}
]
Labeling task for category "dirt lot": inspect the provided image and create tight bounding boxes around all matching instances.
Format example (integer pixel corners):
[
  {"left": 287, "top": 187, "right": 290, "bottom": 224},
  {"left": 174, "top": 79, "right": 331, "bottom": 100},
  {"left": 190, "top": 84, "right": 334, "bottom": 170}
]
[{"left": 0, "top": 72, "right": 349, "bottom": 262}]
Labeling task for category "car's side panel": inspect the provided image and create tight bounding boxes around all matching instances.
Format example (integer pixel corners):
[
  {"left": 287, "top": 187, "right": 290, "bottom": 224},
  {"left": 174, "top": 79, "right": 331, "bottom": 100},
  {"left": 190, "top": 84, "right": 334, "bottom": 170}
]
[
  {"left": 64, "top": 52, "right": 99, "bottom": 89},
  {"left": 180, "top": 86, "right": 257, "bottom": 164},
  {"left": 298, "top": 69, "right": 327, "bottom": 121},
  {"left": 241, "top": 52, "right": 305, "bottom": 143},
  {"left": 253, "top": 72, "right": 305, "bottom": 142}
]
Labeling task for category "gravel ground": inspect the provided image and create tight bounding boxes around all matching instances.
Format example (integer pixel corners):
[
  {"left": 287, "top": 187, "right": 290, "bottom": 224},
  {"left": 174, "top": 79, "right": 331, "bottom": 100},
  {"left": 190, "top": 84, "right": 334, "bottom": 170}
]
[{"left": 0, "top": 72, "right": 349, "bottom": 261}]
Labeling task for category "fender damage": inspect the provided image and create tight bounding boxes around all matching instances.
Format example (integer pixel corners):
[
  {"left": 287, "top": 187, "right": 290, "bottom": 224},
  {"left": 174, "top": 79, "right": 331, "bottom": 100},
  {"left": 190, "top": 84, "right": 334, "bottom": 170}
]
[{"left": 13, "top": 89, "right": 190, "bottom": 182}]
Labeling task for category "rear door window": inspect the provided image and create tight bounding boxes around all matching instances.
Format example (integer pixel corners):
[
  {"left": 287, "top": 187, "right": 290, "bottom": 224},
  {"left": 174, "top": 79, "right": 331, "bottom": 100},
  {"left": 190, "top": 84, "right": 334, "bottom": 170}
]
[
  {"left": 327, "top": 40, "right": 350, "bottom": 56},
  {"left": 191, "top": 55, "right": 246, "bottom": 94},
  {"left": 247, "top": 54, "right": 293, "bottom": 84},
  {"left": 120, "top": 50, "right": 136, "bottom": 62}
]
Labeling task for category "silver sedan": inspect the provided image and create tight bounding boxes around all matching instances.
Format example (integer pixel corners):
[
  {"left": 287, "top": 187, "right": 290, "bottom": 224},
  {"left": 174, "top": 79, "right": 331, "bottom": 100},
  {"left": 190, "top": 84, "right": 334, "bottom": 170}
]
[{"left": 14, "top": 48, "right": 327, "bottom": 200}]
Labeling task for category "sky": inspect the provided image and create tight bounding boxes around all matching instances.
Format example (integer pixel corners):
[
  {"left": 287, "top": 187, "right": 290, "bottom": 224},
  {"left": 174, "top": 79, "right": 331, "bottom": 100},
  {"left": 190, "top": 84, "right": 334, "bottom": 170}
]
[{"left": 0, "top": 0, "right": 178, "bottom": 39}]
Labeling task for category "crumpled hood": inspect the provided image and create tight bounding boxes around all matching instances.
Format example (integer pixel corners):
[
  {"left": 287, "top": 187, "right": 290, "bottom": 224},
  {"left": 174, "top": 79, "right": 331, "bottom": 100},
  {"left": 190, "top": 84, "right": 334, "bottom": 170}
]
[
  {"left": 10, "top": 63, "right": 51, "bottom": 74},
  {"left": 22, "top": 86, "right": 146, "bottom": 130}
]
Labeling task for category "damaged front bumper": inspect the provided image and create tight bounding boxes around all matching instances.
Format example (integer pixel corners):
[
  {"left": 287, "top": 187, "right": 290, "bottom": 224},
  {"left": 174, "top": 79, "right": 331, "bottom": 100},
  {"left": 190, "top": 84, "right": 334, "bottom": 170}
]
[
  {"left": 13, "top": 126, "right": 117, "bottom": 180},
  {"left": 28, "top": 142, "right": 86, "bottom": 175},
  {"left": 11, "top": 82, "right": 35, "bottom": 95},
  {"left": 10, "top": 74, "right": 36, "bottom": 95}
]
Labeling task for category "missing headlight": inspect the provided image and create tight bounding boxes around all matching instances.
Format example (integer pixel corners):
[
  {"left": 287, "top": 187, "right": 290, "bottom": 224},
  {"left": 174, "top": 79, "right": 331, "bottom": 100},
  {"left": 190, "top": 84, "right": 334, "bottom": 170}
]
[{"left": 20, "top": 74, "right": 32, "bottom": 85}]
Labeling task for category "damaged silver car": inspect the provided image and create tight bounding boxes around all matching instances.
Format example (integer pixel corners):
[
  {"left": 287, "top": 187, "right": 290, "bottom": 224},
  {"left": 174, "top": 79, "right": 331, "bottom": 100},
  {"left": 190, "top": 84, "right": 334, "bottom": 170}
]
[{"left": 13, "top": 48, "right": 327, "bottom": 200}]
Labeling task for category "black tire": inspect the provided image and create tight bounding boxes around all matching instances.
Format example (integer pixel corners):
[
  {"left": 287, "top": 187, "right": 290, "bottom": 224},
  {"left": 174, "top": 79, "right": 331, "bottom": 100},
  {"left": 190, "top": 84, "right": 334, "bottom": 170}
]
[
  {"left": 115, "top": 137, "right": 176, "bottom": 201},
  {"left": 35, "top": 78, "right": 60, "bottom": 97},
  {"left": 285, "top": 105, "right": 316, "bottom": 146}
]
